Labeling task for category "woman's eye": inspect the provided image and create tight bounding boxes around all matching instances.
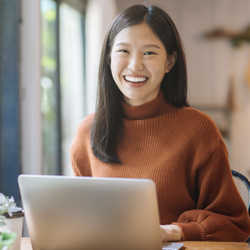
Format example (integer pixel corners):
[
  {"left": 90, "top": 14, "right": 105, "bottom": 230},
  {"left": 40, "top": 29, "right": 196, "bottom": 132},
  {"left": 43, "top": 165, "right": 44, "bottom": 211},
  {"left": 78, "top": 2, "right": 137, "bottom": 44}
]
[
  {"left": 144, "top": 51, "right": 156, "bottom": 55},
  {"left": 119, "top": 49, "right": 129, "bottom": 53}
]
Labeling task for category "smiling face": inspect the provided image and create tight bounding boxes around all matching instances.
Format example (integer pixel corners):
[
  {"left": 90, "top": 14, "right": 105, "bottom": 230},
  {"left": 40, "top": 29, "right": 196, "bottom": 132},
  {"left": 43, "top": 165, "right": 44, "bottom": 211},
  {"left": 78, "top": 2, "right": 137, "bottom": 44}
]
[{"left": 110, "top": 22, "right": 176, "bottom": 106}]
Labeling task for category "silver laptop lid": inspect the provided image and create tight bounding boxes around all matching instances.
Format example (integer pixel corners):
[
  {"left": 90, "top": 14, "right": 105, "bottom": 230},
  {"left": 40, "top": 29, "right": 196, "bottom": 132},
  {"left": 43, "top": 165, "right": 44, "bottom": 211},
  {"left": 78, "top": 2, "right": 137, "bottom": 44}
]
[{"left": 18, "top": 175, "right": 163, "bottom": 250}]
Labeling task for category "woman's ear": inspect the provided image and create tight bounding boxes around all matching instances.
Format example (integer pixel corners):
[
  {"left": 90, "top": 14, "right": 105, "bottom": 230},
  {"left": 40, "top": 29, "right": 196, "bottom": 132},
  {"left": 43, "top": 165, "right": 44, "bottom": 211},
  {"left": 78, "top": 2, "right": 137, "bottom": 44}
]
[{"left": 165, "top": 51, "right": 177, "bottom": 73}]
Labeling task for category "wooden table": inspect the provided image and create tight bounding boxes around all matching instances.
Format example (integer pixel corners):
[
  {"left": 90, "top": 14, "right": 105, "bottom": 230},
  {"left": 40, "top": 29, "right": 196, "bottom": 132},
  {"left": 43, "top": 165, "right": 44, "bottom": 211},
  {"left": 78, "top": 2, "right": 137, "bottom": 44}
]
[{"left": 21, "top": 237, "right": 250, "bottom": 250}]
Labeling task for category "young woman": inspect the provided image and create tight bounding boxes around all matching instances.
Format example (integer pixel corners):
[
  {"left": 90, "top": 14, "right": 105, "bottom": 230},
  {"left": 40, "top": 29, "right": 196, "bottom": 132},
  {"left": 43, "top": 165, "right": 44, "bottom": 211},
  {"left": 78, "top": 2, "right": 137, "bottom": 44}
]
[{"left": 70, "top": 4, "right": 250, "bottom": 242}]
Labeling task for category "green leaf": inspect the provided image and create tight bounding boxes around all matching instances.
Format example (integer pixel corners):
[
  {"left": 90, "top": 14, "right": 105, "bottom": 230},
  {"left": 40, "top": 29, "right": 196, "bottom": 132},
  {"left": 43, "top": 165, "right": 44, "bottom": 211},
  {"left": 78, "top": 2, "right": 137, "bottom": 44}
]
[
  {"left": 0, "top": 231, "right": 17, "bottom": 248},
  {"left": 0, "top": 219, "right": 6, "bottom": 226}
]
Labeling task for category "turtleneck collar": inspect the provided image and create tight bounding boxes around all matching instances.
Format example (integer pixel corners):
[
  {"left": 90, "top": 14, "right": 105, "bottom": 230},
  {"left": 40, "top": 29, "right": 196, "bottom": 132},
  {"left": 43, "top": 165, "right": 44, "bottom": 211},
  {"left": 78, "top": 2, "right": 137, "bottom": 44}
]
[{"left": 121, "top": 91, "right": 177, "bottom": 120}]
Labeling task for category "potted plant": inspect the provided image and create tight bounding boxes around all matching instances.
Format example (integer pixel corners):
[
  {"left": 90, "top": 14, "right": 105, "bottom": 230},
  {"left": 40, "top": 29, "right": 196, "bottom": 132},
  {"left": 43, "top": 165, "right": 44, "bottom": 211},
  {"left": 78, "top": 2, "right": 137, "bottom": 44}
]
[{"left": 0, "top": 193, "right": 24, "bottom": 250}]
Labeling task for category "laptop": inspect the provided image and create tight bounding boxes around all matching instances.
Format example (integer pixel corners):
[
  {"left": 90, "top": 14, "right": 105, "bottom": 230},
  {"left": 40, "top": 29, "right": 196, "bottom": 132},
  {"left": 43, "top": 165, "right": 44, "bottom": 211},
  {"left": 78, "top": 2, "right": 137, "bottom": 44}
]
[{"left": 18, "top": 175, "right": 184, "bottom": 250}]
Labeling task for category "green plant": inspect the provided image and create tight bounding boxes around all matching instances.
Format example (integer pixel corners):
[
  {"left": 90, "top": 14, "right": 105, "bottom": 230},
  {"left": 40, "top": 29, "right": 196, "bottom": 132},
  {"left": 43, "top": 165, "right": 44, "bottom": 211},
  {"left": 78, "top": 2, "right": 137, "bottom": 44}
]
[
  {"left": 0, "top": 193, "right": 17, "bottom": 250},
  {"left": 0, "top": 193, "right": 16, "bottom": 226},
  {"left": 0, "top": 231, "right": 17, "bottom": 250}
]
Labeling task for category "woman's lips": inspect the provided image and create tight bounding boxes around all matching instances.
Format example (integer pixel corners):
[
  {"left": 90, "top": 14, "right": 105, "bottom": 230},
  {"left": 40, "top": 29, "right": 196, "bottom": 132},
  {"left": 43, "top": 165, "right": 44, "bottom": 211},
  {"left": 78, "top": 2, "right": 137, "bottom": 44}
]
[{"left": 123, "top": 75, "right": 148, "bottom": 87}]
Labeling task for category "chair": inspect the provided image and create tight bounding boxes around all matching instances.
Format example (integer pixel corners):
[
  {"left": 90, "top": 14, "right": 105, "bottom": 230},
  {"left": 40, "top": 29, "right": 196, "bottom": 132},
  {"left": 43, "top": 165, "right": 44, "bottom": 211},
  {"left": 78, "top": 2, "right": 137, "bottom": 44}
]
[{"left": 232, "top": 170, "right": 250, "bottom": 216}]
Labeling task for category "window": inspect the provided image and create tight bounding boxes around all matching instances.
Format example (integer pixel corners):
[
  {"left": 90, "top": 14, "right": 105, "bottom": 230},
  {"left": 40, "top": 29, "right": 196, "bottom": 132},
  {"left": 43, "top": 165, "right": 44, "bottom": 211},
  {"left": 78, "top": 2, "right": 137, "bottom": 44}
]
[{"left": 41, "top": 0, "right": 85, "bottom": 175}]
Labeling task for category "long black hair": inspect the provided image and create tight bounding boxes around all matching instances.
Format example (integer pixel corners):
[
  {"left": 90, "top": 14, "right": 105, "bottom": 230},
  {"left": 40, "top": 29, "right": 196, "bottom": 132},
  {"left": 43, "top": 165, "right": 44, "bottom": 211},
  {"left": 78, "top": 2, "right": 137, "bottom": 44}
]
[{"left": 90, "top": 5, "right": 188, "bottom": 164}]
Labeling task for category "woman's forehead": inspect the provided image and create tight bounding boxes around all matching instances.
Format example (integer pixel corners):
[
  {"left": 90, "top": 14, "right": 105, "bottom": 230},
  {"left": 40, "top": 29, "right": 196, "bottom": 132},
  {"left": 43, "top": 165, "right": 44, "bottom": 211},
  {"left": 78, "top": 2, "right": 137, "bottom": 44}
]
[{"left": 112, "top": 23, "right": 165, "bottom": 48}]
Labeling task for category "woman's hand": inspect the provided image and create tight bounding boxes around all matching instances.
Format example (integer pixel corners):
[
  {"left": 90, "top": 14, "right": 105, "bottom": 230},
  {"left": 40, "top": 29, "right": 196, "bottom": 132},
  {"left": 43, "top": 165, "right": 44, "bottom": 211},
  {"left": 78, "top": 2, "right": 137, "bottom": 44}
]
[{"left": 160, "top": 224, "right": 183, "bottom": 242}]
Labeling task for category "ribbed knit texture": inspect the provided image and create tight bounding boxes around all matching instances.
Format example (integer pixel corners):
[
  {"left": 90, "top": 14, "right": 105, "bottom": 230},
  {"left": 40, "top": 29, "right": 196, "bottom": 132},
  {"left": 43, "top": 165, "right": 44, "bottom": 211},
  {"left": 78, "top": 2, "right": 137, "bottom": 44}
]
[{"left": 70, "top": 92, "right": 250, "bottom": 242}]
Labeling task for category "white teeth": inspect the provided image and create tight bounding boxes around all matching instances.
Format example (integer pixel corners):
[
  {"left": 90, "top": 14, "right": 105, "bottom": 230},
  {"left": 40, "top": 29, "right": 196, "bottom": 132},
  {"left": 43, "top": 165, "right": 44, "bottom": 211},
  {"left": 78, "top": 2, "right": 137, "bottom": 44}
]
[{"left": 124, "top": 76, "right": 147, "bottom": 82}]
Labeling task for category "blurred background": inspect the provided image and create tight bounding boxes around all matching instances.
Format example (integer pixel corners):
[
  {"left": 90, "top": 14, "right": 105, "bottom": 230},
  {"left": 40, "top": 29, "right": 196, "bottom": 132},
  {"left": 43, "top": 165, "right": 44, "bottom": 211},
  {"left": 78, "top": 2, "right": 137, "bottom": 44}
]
[{"left": 1, "top": 0, "right": 250, "bottom": 203}]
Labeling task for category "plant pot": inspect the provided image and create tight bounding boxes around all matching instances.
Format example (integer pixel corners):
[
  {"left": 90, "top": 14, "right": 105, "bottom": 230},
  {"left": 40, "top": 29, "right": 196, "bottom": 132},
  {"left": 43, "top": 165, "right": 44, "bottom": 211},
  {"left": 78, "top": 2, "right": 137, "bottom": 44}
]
[{"left": 0, "top": 208, "right": 24, "bottom": 250}]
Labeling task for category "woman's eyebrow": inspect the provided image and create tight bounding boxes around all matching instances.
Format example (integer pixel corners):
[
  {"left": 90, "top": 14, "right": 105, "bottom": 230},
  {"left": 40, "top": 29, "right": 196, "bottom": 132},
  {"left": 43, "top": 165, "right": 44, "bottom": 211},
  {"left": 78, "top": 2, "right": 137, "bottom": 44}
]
[
  {"left": 114, "top": 43, "right": 130, "bottom": 47},
  {"left": 115, "top": 43, "right": 161, "bottom": 49},
  {"left": 143, "top": 44, "right": 161, "bottom": 49}
]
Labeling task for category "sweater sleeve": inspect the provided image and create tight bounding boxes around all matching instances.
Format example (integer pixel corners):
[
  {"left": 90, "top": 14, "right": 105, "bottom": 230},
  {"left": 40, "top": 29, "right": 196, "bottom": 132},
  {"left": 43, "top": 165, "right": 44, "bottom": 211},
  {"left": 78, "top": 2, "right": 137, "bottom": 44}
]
[
  {"left": 175, "top": 141, "right": 250, "bottom": 242},
  {"left": 70, "top": 115, "right": 94, "bottom": 177}
]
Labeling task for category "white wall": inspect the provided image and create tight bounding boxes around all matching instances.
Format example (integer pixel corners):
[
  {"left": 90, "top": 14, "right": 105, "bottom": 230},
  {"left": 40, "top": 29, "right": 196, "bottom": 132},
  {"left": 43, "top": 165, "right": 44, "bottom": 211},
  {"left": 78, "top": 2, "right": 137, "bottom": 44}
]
[
  {"left": 20, "top": 0, "right": 42, "bottom": 175},
  {"left": 230, "top": 46, "right": 250, "bottom": 176}
]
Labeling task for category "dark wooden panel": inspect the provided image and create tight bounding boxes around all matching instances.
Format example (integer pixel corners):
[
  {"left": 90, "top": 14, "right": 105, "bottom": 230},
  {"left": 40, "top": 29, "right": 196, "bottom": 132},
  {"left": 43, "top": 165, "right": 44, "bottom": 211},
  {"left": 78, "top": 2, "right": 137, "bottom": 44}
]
[{"left": 0, "top": 0, "right": 20, "bottom": 203}]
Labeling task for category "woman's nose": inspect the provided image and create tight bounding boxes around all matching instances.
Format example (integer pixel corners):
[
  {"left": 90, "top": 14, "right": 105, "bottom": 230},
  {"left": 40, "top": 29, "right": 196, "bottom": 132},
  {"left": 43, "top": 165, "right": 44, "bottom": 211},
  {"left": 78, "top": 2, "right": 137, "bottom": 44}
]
[{"left": 127, "top": 54, "right": 144, "bottom": 71}]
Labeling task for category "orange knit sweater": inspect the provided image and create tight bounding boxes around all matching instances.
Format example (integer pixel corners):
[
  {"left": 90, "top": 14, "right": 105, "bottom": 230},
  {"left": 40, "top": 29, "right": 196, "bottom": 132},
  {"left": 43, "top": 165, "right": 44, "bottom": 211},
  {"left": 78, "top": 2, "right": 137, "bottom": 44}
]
[{"left": 70, "top": 92, "right": 250, "bottom": 241}]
